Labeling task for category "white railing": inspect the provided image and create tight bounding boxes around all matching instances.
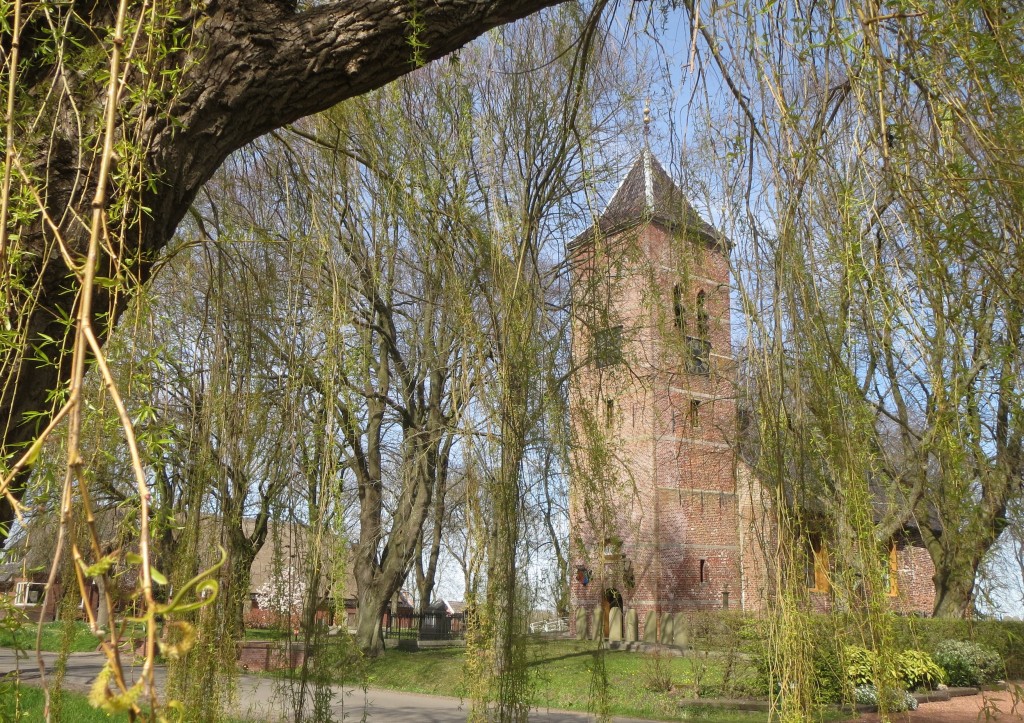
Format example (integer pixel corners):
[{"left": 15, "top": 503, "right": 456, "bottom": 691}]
[{"left": 529, "top": 617, "right": 569, "bottom": 634}]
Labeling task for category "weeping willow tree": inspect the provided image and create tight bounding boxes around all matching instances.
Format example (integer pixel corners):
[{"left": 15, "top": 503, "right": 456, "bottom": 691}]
[
  {"left": 661, "top": 0, "right": 1024, "bottom": 717},
  {"left": 11, "top": 0, "right": 1021, "bottom": 720},
  {"left": 1, "top": 0, "right": 605, "bottom": 718}
]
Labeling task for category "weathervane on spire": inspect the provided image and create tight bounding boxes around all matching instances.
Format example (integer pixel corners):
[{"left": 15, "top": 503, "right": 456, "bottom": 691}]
[
  {"left": 642, "top": 96, "right": 654, "bottom": 209},
  {"left": 643, "top": 97, "right": 651, "bottom": 143}
]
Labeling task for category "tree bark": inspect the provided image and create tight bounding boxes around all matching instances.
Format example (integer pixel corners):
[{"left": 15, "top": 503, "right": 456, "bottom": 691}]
[
  {"left": 1, "top": 0, "right": 564, "bottom": 541},
  {"left": 415, "top": 438, "right": 452, "bottom": 613},
  {"left": 354, "top": 586, "right": 390, "bottom": 657},
  {"left": 931, "top": 565, "right": 976, "bottom": 619}
]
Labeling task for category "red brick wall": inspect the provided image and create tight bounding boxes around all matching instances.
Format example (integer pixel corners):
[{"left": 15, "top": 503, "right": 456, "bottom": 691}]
[
  {"left": 892, "top": 542, "right": 936, "bottom": 615},
  {"left": 569, "top": 219, "right": 755, "bottom": 630},
  {"left": 567, "top": 214, "right": 934, "bottom": 638},
  {"left": 236, "top": 641, "right": 306, "bottom": 672}
]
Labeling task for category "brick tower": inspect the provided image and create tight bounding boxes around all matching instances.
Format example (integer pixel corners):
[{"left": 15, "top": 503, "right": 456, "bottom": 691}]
[{"left": 568, "top": 147, "right": 767, "bottom": 642}]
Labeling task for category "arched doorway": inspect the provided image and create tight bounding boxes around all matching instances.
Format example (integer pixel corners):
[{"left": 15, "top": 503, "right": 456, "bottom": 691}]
[{"left": 602, "top": 587, "right": 623, "bottom": 638}]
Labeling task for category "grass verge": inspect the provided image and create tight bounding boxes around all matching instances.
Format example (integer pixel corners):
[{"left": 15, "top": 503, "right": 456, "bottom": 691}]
[
  {"left": 341, "top": 638, "right": 767, "bottom": 721},
  {"left": 1, "top": 684, "right": 130, "bottom": 721},
  {"left": 0, "top": 621, "right": 104, "bottom": 654}
]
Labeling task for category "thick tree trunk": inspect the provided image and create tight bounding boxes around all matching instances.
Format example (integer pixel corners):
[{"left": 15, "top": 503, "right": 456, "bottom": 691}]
[
  {"left": 0, "top": 0, "right": 565, "bottom": 543},
  {"left": 224, "top": 540, "right": 259, "bottom": 639},
  {"left": 932, "top": 571, "right": 974, "bottom": 618},
  {"left": 354, "top": 588, "right": 389, "bottom": 657}
]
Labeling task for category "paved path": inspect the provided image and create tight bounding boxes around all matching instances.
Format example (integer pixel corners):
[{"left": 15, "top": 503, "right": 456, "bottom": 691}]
[
  {"left": 843, "top": 689, "right": 1024, "bottom": 723},
  {"left": 0, "top": 648, "right": 654, "bottom": 722}
]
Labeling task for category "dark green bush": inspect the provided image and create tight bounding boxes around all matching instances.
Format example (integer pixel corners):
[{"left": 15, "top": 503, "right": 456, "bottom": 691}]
[
  {"left": 933, "top": 640, "right": 1005, "bottom": 687},
  {"left": 685, "top": 611, "right": 746, "bottom": 651},
  {"left": 888, "top": 617, "right": 1024, "bottom": 679},
  {"left": 741, "top": 615, "right": 846, "bottom": 704},
  {"left": 810, "top": 631, "right": 846, "bottom": 705},
  {"left": 705, "top": 613, "right": 1023, "bottom": 679}
]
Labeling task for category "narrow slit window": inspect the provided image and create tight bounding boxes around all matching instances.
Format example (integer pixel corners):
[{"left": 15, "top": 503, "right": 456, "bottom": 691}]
[
  {"left": 673, "top": 284, "right": 685, "bottom": 331},
  {"left": 699, "top": 559, "right": 707, "bottom": 583},
  {"left": 696, "top": 289, "right": 709, "bottom": 340},
  {"left": 605, "top": 398, "right": 614, "bottom": 427},
  {"left": 690, "top": 399, "right": 701, "bottom": 427}
]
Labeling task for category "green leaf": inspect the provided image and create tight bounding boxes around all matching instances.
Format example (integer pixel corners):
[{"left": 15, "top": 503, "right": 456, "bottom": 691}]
[
  {"left": 83, "top": 553, "right": 117, "bottom": 578},
  {"left": 151, "top": 567, "right": 168, "bottom": 586},
  {"left": 158, "top": 621, "right": 196, "bottom": 660}
]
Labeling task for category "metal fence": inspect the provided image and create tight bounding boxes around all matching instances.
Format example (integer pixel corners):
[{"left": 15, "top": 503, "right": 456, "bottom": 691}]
[{"left": 384, "top": 611, "right": 466, "bottom": 641}]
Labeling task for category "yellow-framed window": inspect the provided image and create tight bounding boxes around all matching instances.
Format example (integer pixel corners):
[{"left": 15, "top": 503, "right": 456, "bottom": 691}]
[
  {"left": 805, "top": 536, "right": 830, "bottom": 593},
  {"left": 885, "top": 543, "right": 899, "bottom": 596}
]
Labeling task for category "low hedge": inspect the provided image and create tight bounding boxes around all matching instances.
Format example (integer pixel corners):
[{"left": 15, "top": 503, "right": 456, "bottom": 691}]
[
  {"left": 687, "top": 611, "right": 1024, "bottom": 680},
  {"left": 887, "top": 617, "right": 1024, "bottom": 679}
]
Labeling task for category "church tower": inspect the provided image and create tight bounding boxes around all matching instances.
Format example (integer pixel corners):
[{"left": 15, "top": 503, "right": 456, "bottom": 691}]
[{"left": 567, "top": 145, "right": 766, "bottom": 641}]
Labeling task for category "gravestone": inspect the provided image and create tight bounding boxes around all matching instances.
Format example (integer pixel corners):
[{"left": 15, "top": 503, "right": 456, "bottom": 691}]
[
  {"left": 660, "top": 613, "right": 674, "bottom": 645},
  {"left": 591, "top": 605, "right": 602, "bottom": 640},
  {"left": 642, "top": 611, "right": 657, "bottom": 643},
  {"left": 575, "top": 607, "right": 588, "bottom": 640},
  {"left": 608, "top": 607, "right": 623, "bottom": 641},
  {"left": 624, "top": 609, "right": 638, "bottom": 642},
  {"left": 673, "top": 612, "right": 689, "bottom": 648}
]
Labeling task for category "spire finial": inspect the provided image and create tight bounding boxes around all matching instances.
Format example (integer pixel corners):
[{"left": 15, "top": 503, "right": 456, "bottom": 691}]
[{"left": 643, "top": 97, "right": 651, "bottom": 141}]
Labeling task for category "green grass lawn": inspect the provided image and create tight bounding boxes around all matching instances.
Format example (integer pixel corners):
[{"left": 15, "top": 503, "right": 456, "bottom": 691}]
[
  {"left": 0, "top": 620, "right": 155, "bottom": 655},
  {"left": 4, "top": 684, "right": 256, "bottom": 722},
  {"left": 0, "top": 621, "right": 103, "bottom": 653},
  {"left": 347, "top": 639, "right": 768, "bottom": 721},
  {"left": 0, "top": 620, "right": 298, "bottom": 654},
  {"left": 1, "top": 684, "right": 131, "bottom": 722},
  {"left": 242, "top": 627, "right": 293, "bottom": 641}
]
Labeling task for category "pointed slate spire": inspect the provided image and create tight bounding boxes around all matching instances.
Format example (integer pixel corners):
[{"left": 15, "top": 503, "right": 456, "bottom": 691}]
[
  {"left": 569, "top": 101, "right": 727, "bottom": 251},
  {"left": 592, "top": 152, "right": 728, "bottom": 251}
]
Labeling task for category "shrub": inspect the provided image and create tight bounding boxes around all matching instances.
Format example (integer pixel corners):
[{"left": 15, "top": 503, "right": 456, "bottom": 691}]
[
  {"left": 888, "top": 617, "right": 1024, "bottom": 679},
  {"left": 640, "top": 651, "right": 674, "bottom": 693},
  {"left": 245, "top": 608, "right": 287, "bottom": 630},
  {"left": 845, "top": 646, "right": 942, "bottom": 692},
  {"left": 845, "top": 646, "right": 876, "bottom": 687},
  {"left": 742, "top": 616, "right": 846, "bottom": 704},
  {"left": 854, "top": 685, "right": 918, "bottom": 712},
  {"left": 812, "top": 638, "right": 846, "bottom": 705},
  {"left": 933, "top": 640, "right": 1005, "bottom": 687},
  {"left": 685, "top": 611, "right": 746, "bottom": 651},
  {"left": 896, "top": 649, "right": 944, "bottom": 691},
  {"left": 853, "top": 684, "right": 878, "bottom": 706}
]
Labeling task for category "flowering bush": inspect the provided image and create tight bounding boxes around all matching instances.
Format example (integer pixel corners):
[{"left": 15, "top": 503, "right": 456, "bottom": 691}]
[
  {"left": 933, "top": 640, "right": 1004, "bottom": 687},
  {"left": 854, "top": 685, "right": 918, "bottom": 711},
  {"left": 252, "top": 567, "right": 307, "bottom": 615}
]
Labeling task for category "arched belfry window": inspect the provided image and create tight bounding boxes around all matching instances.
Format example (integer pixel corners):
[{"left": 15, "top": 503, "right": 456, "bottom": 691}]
[
  {"left": 696, "top": 289, "right": 709, "bottom": 340},
  {"left": 672, "top": 284, "right": 685, "bottom": 331},
  {"left": 685, "top": 289, "right": 711, "bottom": 376}
]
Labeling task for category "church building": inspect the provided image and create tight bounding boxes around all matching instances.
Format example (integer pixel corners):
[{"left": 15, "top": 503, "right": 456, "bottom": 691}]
[{"left": 567, "top": 147, "right": 935, "bottom": 642}]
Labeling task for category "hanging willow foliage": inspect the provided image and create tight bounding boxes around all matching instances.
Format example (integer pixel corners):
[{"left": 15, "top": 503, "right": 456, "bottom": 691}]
[{"left": 667, "top": 0, "right": 1024, "bottom": 718}]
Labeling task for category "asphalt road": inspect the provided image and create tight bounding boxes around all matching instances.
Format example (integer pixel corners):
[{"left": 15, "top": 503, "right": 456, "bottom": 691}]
[{"left": 0, "top": 648, "right": 657, "bottom": 722}]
